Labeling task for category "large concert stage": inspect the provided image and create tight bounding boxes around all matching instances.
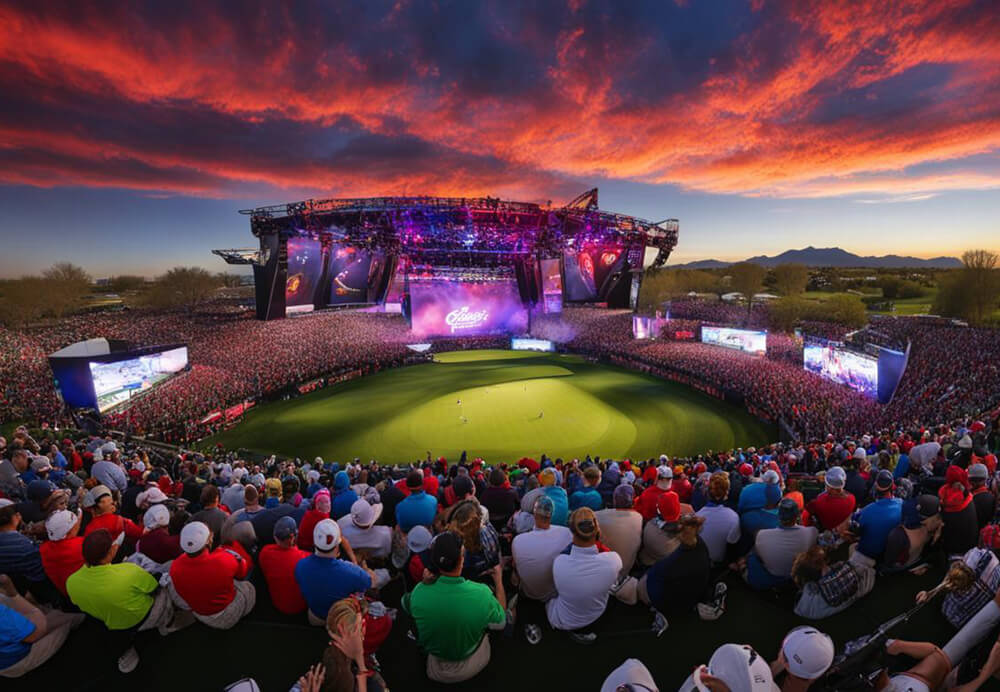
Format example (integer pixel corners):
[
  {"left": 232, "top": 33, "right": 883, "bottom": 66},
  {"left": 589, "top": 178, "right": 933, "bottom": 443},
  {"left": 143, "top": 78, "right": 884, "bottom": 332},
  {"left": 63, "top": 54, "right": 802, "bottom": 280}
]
[{"left": 215, "top": 189, "right": 678, "bottom": 325}]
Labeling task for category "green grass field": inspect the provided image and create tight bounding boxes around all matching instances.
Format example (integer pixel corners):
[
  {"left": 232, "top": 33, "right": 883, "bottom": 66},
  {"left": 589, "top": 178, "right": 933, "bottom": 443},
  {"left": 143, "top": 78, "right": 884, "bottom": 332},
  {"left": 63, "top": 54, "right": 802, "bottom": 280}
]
[{"left": 205, "top": 350, "right": 775, "bottom": 462}]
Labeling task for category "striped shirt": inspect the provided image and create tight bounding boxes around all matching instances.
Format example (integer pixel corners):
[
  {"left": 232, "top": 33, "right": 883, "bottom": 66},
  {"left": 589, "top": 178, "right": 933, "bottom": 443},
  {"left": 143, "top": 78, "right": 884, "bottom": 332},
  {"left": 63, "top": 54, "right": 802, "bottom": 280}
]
[{"left": 0, "top": 530, "right": 47, "bottom": 582}]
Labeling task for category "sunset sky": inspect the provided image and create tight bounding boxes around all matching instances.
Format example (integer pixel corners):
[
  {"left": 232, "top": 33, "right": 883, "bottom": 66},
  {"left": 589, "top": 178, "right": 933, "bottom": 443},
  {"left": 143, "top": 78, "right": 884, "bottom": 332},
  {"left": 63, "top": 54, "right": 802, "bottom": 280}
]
[{"left": 1, "top": 0, "right": 998, "bottom": 277}]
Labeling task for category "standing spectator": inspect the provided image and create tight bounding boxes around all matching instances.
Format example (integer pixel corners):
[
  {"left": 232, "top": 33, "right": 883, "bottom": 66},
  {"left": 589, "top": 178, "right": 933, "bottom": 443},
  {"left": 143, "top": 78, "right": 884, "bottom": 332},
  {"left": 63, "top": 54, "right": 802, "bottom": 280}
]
[
  {"left": 38, "top": 510, "right": 84, "bottom": 597},
  {"left": 633, "top": 466, "right": 673, "bottom": 521},
  {"left": 546, "top": 508, "right": 622, "bottom": 642},
  {"left": 595, "top": 484, "right": 642, "bottom": 578},
  {"left": 396, "top": 471, "right": 437, "bottom": 532},
  {"left": 402, "top": 531, "right": 505, "bottom": 683},
  {"left": 258, "top": 516, "right": 309, "bottom": 615},
  {"left": 697, "top": 473, "right": 741, "bottom": 564},
  {"left": 295, "top": 519, "right": 372, "bottom": 625},
  {"left": 167, "top": 521, "right": 255, "bottom": 630}
]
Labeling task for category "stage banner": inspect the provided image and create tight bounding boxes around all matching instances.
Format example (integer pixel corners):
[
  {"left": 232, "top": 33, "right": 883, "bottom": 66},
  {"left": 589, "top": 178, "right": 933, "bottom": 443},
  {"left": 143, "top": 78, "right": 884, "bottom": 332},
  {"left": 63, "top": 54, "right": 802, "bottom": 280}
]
[
  {"left": 285, "top": 237, "right": 323, "bottom": 315},
  {"left": 409, "top": 279, "right": 528, "bottom": 338},
  {"left": 539, "top": 258, "right": 563, "bottom": 313}
]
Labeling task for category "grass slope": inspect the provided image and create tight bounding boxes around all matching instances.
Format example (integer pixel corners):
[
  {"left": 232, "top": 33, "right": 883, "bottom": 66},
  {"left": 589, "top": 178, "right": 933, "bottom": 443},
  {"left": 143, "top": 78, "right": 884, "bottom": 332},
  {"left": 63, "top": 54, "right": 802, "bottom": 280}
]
[{"left": 206, "top": 350, "right": 775, "bottom": 462}]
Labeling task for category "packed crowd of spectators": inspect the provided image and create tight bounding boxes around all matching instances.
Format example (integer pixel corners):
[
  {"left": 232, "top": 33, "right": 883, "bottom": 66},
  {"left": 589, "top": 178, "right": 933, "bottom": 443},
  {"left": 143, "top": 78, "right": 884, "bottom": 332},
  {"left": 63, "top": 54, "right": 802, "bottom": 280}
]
[{"left": 3, "top": 412, "right": 1000, "bottom": 688}]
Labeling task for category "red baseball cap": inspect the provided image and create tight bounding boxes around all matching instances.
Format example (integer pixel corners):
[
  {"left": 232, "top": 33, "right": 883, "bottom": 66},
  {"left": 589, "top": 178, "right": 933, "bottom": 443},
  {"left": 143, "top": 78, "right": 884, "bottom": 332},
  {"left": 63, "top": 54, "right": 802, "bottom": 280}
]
[{"left": 656, "top": 491, "right": 681, "bottom": 522}]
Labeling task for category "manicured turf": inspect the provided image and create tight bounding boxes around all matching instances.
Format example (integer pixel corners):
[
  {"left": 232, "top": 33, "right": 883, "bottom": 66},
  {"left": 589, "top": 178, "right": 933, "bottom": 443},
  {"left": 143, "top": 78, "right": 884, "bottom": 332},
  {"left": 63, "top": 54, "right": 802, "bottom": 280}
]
[{"left": 206, "top": 350, "right": 775, "bottom": 462}]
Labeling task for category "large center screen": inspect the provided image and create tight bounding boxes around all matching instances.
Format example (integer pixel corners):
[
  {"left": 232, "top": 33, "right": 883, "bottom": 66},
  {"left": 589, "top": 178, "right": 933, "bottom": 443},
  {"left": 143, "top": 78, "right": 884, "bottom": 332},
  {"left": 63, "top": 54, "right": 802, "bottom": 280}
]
[
  {"left": 409, "top": 279, "right": 528, "bottom": 338},
  {"left": 563, "top": 246, "right": 626, "bottom": 302},
  {"left": 804, "top": 341, "right": 879, "bottom": 399},
  {"left": 701, "top": 326, "right": 767, "bottom": 355},
  {"left": 329, "top": 245, "right": 375, "bottom": 305},
  {"left": 89, "top": 346, "right": 188, "bottom": 412}
]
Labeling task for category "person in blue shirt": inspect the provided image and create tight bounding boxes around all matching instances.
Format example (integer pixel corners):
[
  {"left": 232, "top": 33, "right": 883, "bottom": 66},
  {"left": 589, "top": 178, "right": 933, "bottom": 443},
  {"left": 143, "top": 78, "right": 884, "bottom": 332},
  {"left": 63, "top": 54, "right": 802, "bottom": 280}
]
[
  {"left": 737, "top": 470, "right": 780, "bottom": 513},
  {"left": 569, "top": 466, "right": 604, "bottom": 511},
  {"left": 330, "top": 471, "right": 358, "bottom": 520},
  {"left": 538, "top": 468, "right": 570, "bottom": 526},
  {"left": 294, "top": 519, "right": 372, "bottom": 625},
  {"left": 893, "top": 453, "right": 911, "bottom": 480},
  {"left": 740, "top": 482, "right": 782, "bottom": 540},
  {"left": 396, "top": 471, "right": 438, "bottom": 532},
  {"left": 851, "top": 470, "right": 902, "bottom": 560}
]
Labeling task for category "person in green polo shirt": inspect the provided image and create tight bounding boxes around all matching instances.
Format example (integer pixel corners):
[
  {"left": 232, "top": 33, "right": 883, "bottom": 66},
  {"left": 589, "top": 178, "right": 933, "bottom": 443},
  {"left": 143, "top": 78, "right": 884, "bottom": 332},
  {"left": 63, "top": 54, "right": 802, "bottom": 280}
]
[{"left": 402, "top": 531, "right": 506, "bottom": 683}]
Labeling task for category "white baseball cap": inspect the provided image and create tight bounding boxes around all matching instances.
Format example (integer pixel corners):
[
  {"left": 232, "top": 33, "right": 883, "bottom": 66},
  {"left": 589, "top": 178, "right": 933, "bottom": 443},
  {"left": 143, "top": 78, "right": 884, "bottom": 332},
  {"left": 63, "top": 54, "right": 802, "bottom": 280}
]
[
  {"left": 313, "top": 518, "right": 341, "bottom": 552},
  {"left": 46, "top": 509, "right": 79, "bottom": 541},
  {"left": 656, "top": 465, "right": 673, "bottom": 479},
  {"left": 349, "top": 499, "right": 383, "bottom": 529},
  {"left": 406, "top": 525, "right": 433, "bottom": 553},
  {"left": 824, "top": 466, "right": 846, "bottom": 489},
  {"left": 0, "top": 498, "right": 13, "bottom": 508},
  {"left": 762, "top": 470, "right": 780, "bottom": 485},
  {"left": 781, "top": 627, "right": 834, "bottom": 680},
  {"left": 180, "top": 521, "right": 211, "bottom": 554},
  {"left": 694, "top": 643, "right": 778, "bottom": 692},
  {"left": 143, "top": 504, "right": 171, "bottom": 530},
  {"left": 600, "top": 658, "right": 658, "bottom": 692},
  {"left": 136, "top": 487, "right": 168, "bottom": 509}
]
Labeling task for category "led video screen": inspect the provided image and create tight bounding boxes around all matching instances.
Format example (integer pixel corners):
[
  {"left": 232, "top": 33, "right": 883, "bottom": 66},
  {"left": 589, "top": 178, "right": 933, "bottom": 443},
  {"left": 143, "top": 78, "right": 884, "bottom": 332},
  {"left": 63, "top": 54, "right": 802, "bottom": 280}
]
[
  {"left": 563, "top": 246, "right": 626, "bottom": 302},
  {"left": 285, "top": 237, "right": 322, "bottom": 314},
  {"left": 89, "top": 347, "right": 188, "bottom": 412},
  {"left": 633, "top": 316, "right": 669, "bottom": 340},
  {"left": 329, "top": 245, "right": 374, "bottom": 305},
  {"left": 409, "top": 280, "right": 528, "bottom": 338},
  {"left": 701, "top": 326, "right": 767, "bottom": 355},
  {"left": 539, "top": 258, "right": 563, "bottom": 313},
  {"left": 511, "top": 338, "right": 554, "bottom": 352},
  {"left": 804, "top": 341, "right": 879, "bottom": 399}
]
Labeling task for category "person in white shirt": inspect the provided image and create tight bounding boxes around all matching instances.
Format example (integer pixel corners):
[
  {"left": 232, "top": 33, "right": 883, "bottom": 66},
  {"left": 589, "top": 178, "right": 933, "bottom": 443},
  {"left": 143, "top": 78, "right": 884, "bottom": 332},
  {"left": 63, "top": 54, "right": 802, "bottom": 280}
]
[
  {"left": 595, "top": 485, "right": 642, "bottom": 579},
  {"left": 512, "top": 496, "right": 572, "bottom": 601},
  {"left": 337, "top": 499, "right": 391, "bottom": 559},
  {"left": 696, "top": 472, "right": 741, "bottom": 564},
  {"left": 546, "top": 507, "right": 622, "bottom": 642},
  {"left": 745, "top": 499, "right": 817, "bottom": 590}
]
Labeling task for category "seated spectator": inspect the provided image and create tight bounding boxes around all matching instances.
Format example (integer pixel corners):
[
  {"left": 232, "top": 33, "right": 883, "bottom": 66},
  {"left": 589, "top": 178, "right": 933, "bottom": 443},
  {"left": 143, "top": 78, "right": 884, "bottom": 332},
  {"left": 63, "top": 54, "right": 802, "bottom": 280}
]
[
  {"left": 258, "top": 516, "right": 309, "bottom": 615},
  {"left": 569, "top": 466, "right": 604, "bottom": 512},
  {"left": 295, "top": 519, "right": 373, "bottom": 625},
  {"left": 600, "top": 658, "right": 659, "bottom": 692},
  {"left": 331, "top": 471, "right": 358, "bottom": 520},
  {"left": 851, "top": 470, "right": 902, "bottom": 561},
  {"left": 298, "top": 489, "right": 331, "bottom": 552},
  {"left": 447, "top": 499, "right": 500, "bottom": 580},
  {"left": 792, "top": 546, "right": 876, "bottom": 620},
  {"left": 0, "top": 499, "right": 54, "bottom": 603},
  {"left": 402, "top": 531, "right": 505, "bottom": 683},
  {"left": 806, "top": 466, "right": 855, "bottom": 532},
  {"left": 744, "top": 499, "right": 817, "bottom": 590},
  {"left": 677, "top": 642, "right": 778, "bottom": 690},
  {"left": 191, "top": 485, "right": 228, "bottom": 549},
  {"left": 511, "top": 496, "right": 572, "bottom": 601},
  {"left": 38, "top": 510, "right": 84, "bottom": 597},
  {"left": 969, "top": 463, "right": 994, "bottom": 530},
  {"left": 136, "top": 504, "right": 182, "bottom": 566},
  {"left": 633, "top": 466, "right": 673, "bottom": 521},
  {"left": 696, "top": 473, "right": 741, "bottom": 564},
  {"left": 67, "top": 529, "right": 188, "bottom": 672},
  {"left": 250, "top": 482, "right": 303, "bottom": 547},
  {"left": 405, "top": 525, "right": 434, "bottom": 586},
  {"left": 638, "top": 491, "right": 681, "bottom": 567},
  {"left": 82, "top": 484, "right": 143, "bottom": 547},
  {"left": 739, "top": 481, "right": 781, "bottom": 542},
  {"left": 321, "top": 596, "right": 391, "bottom": 691},
  {"left": 770, "top": 626, "right": 835, "bottom": 690},
  {"left": 940, "top": 465, "right": 980, "bottom": 558},
  {"left": 479, "top": 469, "right": 517, "bottom": 530},
  {"left": 546, "top": 508, "right": 621, "bottom": 641},
  {"left": 168, "top": 521, "right": 255, "bottom": 629},
  {"left": 221, "top": 473, "right": 246, "bottom": 513},
  {"left": 0, "top": 573, "right": 84, "bottom": 678},
  {"left": 937, "top": 548, "right": 1000, "bottom": 631},
  {"left": 338, "top": 498, "right": 391, "bottom": 561},
  {"left": 883, "top": 495, "right": 942, "bottom": 572},
  {"left": 595, "top": 484, "right": 641, "bottom": 579},
  {"left": 736, "top": 469, "right": 780, "bottom": 513},
  {"left": 538, "top": 468, "right": 569, "bottom": 526},
  {"left": 396, "top": 471, "right": 437, "bottom": 532}
]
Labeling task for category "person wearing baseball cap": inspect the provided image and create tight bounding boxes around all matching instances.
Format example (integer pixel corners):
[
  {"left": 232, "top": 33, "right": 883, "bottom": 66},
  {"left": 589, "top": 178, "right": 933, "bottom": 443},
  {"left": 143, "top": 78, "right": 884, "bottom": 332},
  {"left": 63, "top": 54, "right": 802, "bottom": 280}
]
[
  {"left": 772, "top": 626, "right": 834, "bottom": 689},
  {"left": 678, "top": 642, "right": 778, "bottom": 691},
  {"left": 595, "top": 483, "right": 642, "bottom": 579},
  {"left": 167, "top": 521, "right": 255, "bottom": 630},
  {"left": 806, "top": 466, "right": 855, "bottom": 533},
  {"left": 396, "top": 470, "right": 438, "bottom": 532},
  {"left": 83, "top": 484, "right": 142, "bottom": 548},
  {"left": 297, "top": 489, "right": 331, "bottom": 552},
  {"left": 546, "top": 507, "right": 622, "bottom": 641},
  {"left": 968, "top": 463, "right": 994, "bottom": 530},
  {"left": 850, "top": 469, "right": 902, "bottom": 560},
  {"left": 258, "top": 516, "right": 310, "bottom": 615},
  {"left": 135, "top": 504, "right": 182, "bottom": 565},
  {"left": 294, "top": 519, "right": 373, "bottom": 626},
  {"left": 633, "top": 465, "right": 674, "bottom": 522},
  {"left": 940, "top": 465, "right": 980, "bottom": 559},
  {"left": 538, "top": 467, "right": 570, "bottom": 526},
  {"left": 38, "top": 509, "right": 84, "bottom": 596},
  {"left": 638, "top": 491, "right": 682, "bottom": 567},
  {"left": 402, "top": 531, "right": 506, "bottom": 683},
  {"left": 337, "top": 498, "right": 390, "bottom": 560},
  {"left": 745, "top": 499, "right": 817, "bottom": 590},
  {"left": 512, "top": 495, "right": 573, "bottom": 603}
]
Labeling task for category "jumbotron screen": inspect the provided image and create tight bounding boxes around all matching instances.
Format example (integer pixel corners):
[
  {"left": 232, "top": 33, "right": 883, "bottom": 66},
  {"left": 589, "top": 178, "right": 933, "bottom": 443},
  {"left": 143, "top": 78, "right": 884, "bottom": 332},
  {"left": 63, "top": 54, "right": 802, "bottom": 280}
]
[
  {"left": 701, "top": 326, "right": 767, "bottom": 355},
  {"left": 89, "top": 347, "right": 188, "bottom": 412},
  {"left": 285, "top": 237, "right": 322, "bottom": 314},
  {"left": 409, "top": 279, "right": 528, "bottom": 338},
  {"left": 511, "top": 338, "right": 554, "bottom": 352},
  {"left": 329, "top": 245, "right": 374, "bottom": 305},
  {"left": 804, "top": 341, "right": 879, "bottom": 399},
  {"left": 562, "top": 246, "right": 626, "bottom": 302}
]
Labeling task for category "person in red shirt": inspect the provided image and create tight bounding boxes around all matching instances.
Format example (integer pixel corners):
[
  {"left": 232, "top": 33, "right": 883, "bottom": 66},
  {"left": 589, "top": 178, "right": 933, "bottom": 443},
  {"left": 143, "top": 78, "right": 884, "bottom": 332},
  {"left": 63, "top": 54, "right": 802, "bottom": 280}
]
[
  {"left": 167, "top": 521, "right": 255, "bottom": 629},
  {"left": 83, "top": 485, "right": 142, "bottom": 546},
  {"left": 259, "top": 516, "right": 309, "bottom": 614},
  {"left": 298, "top": 490, "right": 331, "bottom": 552},
  {"left": 633, "top": 466, "right": 673, "bottom": 521},
  {"left": 39, "top": 509, "right": 85, "bottom": 596},
  {"left": 806, "top": 467, "right": 856, "bottom": 532},
  {"left": 671, "top": 466, "right": 693, "bottom": 504}
]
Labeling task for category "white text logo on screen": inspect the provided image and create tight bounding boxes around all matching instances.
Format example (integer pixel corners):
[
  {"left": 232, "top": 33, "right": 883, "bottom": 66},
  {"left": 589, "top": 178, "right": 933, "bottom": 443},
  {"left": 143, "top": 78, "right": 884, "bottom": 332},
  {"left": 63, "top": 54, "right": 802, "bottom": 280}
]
[{"left": 446, "top": 306, "right": 489, "bottom": 333}]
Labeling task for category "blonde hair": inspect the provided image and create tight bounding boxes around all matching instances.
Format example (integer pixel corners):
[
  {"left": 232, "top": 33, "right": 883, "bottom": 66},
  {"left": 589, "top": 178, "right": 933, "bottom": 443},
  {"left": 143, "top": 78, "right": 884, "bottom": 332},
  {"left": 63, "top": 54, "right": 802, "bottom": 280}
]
[
  {"left": 325, "top": 596, "right": 363, "bottom": 635},
  {"left": 447, "top": 499, "right": 483, "bottom": 553}
]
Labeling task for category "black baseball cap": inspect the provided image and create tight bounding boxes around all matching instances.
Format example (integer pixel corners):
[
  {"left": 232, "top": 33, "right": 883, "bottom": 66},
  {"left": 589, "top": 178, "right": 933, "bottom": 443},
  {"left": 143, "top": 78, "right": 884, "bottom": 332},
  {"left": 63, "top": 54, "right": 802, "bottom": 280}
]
[
  {"left": 452, "top": 475, "right": 474, "bottom": 498},
  {"left": 431, "top": 531, "right": 463, "bottom": 572}
]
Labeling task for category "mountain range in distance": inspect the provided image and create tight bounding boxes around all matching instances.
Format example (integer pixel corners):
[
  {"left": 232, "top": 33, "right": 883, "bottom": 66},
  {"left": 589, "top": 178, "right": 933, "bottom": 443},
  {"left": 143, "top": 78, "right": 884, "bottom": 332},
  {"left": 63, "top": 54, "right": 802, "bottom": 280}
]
[{"left": 669, "top": 246, "right": 963, "bottom": 270}]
